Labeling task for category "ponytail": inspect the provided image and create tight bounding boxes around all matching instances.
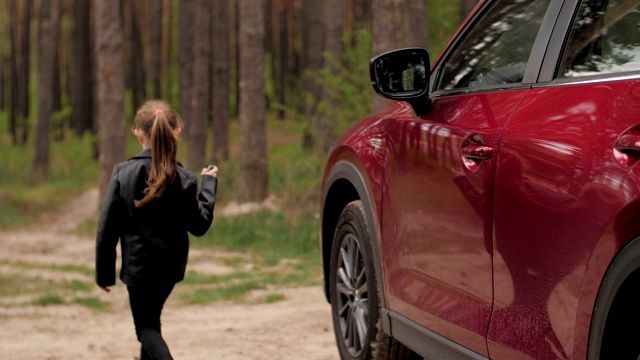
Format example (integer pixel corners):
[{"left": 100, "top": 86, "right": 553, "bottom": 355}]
[{"left": 133, "top": 100, "right": 181, "bottom": 208}]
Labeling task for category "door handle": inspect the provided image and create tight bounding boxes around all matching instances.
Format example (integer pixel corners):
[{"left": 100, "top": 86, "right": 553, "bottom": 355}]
[
  {"left": 461, "top": 144, "right": 493, "bottom": 161},
  {"left": 614, "top": 134, "right": 640, "bottom": 154}
]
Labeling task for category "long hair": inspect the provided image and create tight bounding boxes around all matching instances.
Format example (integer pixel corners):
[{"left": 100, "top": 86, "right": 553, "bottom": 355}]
[{"left": 133, "top": 100, "right": 183, "bottom": 207}]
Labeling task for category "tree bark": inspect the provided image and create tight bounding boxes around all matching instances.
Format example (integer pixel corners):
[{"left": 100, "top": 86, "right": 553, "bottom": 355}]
[
  {"left": 94, "top": 0, "right": 126, "bottom": 204},
  {"left": 0, "top": 0, "right": 5, "bottom": 111},
  {"left": 371, "top": 0, "right": 428, "bottom": 112},
  {"left": 161, "top": 0, "right": 172, "bottom": 103},
  {"left": 461, "top": 0, "right": 479, "bottom": 21},
  {"left": 33, "top": 0, "right": 61, "bottom": 182},
  {"left": 9, "top": 0, "right": 31, "bottom": 145},
  {"left": 187, "top": 0, "right": 210, "bottom": 169},
  {"left": 345, "top": 0, "right": 372, "bottom": 42},
  {"left": 211, "top": 0, "right": 230, "bottom": 162},
  {"left": 71, "top": 0, "right": 93, "bottom": 137},
  {"left": 147, "top": 0, "right": 162, "bottom": 99},
  {"left": 317, "top": 0, "right": 344, "bottom": 153},
  {"left": 9, "top": 0, "right": 18, "bottom": 144},
  {"left": 300, "top": 0, "right": 324, "bottom": 150},
  {"left": 276, "top": 0, "right": 287, "bottom": 119},
  {"left": 238, "top": 0, "right": 268, "bottom": 203},
  {"left": 232, "top": 0, "right": 240, "bottom": 118},
  {"left": 18, "top": 0, "right": 31, "bottom": 145},
  {"left": 178, "top": 0, "right": 194, "bottom": 140},
  {"left": 128, "top": 0, "right": 146, "bottom": 113}
]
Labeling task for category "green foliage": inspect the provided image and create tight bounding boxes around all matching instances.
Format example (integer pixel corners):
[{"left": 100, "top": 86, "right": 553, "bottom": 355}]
[
  {"left": 428, "top": 0, "right": 465, "bottom": 58},
  {"left": 0, "top": 112, "right": 98, "bottom": 228},
  {"left": 193, "top": 210, "right": 320, "bottom": 265},
  {"left": 268, "top": 140, "right": 324, "bottom": 210},
  {"left": 303, "top": 29, "right": 374, "bottom": 149}
]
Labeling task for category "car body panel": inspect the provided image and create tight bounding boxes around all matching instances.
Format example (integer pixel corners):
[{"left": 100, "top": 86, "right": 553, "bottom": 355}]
[
  {"left": 488, "top": 79, "right": 640, "bottom": 359},
  {"left": 380, "top": 89, "right": 528, "bottom": 356},
  {"left": 320, "top": 109, "right": 401, "bottom": 327},
  {"left": 320, "top": 0, "right": 640, "bottom": 358}
]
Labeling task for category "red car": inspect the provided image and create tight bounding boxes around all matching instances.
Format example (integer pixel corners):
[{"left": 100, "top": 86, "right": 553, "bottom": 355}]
[{"left": 320, "top": 0, "right": 640, "bottom": 359}]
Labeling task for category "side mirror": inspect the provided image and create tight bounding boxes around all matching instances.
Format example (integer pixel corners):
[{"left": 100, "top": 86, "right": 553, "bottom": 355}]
[{"left": 369, "top": 48, "right": 431, "bottom": 117}]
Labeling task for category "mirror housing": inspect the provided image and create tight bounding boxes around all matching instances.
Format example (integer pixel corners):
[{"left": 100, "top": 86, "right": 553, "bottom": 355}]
[{"left": 369, "top": 48, "right": 431, "bottom": 117}]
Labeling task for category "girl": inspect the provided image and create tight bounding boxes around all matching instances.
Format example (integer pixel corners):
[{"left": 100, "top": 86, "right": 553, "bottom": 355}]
[{"left": 96, "top": 99, "right": 218, "bottom": 360}]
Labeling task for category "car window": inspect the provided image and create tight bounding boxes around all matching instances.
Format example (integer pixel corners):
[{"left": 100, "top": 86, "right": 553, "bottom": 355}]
[
  {"left": 558, "top": 0, "right": 640, "bottom": 78},
  {"left": 436, "top": 0, "right": 552, "bottom": 91}
]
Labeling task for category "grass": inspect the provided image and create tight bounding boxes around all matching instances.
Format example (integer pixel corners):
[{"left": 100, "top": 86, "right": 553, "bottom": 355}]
[
  {"left": 72, "top": 297, "right": 110, "bottom": 312},
  {"left": 0, "top": 260, "right": 105, "bottom": 310},
  {"left": 32, "top": 294, "right": 65, "bottom": 306},
  {"left": 1, "top": 109, "right": 325, "bottom": 305},
  {"left": 181, "top": 281, "right": 266, "bottom": 304},
  {"left": 0, "top": 118, "right": 99, "bottom": 228},
  {"left": 0, "top": 2, "right": 465, "bottom": 307}
]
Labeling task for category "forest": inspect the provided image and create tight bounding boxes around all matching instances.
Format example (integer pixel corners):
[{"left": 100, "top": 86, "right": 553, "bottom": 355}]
[{"left": 0, "top": 0, "right": 476, "bottom": 225}]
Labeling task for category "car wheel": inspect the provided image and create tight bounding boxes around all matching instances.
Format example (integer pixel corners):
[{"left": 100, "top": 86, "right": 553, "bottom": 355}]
[
  {"left": 330, "top": 200, "right": 418, "bottom": 360},
  {"left": 588, "top": 237, "right": 640, "bottom": 360}
]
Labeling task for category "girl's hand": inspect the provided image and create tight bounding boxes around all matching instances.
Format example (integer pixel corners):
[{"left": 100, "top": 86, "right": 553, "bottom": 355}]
[
  {"left": 202, "top": 165, "right": 218, "bottom": 177},
  {"left": 100, "top": 286, "right": 111, "bottom": 293}
]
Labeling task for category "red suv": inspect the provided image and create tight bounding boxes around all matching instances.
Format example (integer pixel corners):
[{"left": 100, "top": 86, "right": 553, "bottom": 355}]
[{"left": 320, "top": 0, "right": 640, "bottom": 359}]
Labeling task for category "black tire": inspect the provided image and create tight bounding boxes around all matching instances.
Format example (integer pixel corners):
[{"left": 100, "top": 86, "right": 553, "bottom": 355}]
[
  {"left": 588, "top": 236, "right": 640, "bottom": 360},
  {"left": 329, "top": 200, "right": 419, "bottom": 360}
]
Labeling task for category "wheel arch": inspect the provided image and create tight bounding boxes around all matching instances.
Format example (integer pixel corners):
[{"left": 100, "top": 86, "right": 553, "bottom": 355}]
[
  {"left": 321, "top": 160, "right": 388, "bottom": 331},
  {"left": 587, "top": 234, "right": 640, "bottom": 359}
]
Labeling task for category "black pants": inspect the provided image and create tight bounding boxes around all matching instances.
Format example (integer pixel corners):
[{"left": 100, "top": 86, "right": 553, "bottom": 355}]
[{"left": 127, "top": 283, "right": 176, "bottom": 360}]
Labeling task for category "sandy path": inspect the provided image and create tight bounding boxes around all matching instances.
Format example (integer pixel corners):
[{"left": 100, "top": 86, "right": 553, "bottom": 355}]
[{"left": 0, "top": 189, "right": 338, "bottom": 360}]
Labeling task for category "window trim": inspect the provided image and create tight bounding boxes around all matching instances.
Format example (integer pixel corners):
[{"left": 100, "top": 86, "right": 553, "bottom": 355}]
[
  {"left": 534, "top": 71, "right": 640, "bottom": 89},
  {"left": 539, "top": 0, "right": 640, "bottom": 84},
  {"left": 429, "top": 0, "right": 563, "bottom": 96}
]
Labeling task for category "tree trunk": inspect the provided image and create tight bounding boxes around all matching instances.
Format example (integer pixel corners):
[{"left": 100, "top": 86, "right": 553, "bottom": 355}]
[
  {"left": 71, "top": 0, "right": 93, "bottom": 137},
  {"left": 371, "top": 0, "right": 428, "bottom": 112},
  {"left": 128, "top": 0, "right": 146, "bottom": 113},
  {"left": 0, "top": 0, "right": 5, "bottom": 111},
  {"left": 94, "top": 0, "right": 126, "bottom": 204},
  {"left": 345, "top": 0, "right": 372, "bottom": 43},
  {"left": 461, "top": 0, "right": 479, "bottom": 20},
  {"left": 161, "top": 0, "right": 172, "bottom": 103},
  {"left": 8, "top": 0, "right": 18, "bottom": 144},
  {"left": 300, "top": 0, "right": 324, "bottom": 150},
  {"left": 232, "top": 0, "right": 240, "bottom": 118},
  {"left": 276, "top": 0, "right": 287, "bottom": 119},
  {"left": 33, "top": 0, "right": 61, "bottom": 182},
  {"left": 178, "top": 0, "right": 194, "bottom": 140},
  {"left": 211, "top": 0, "right": 229, "bottom": 162},
  {"left": 317, "top": 0, "right": 344, "bottom": 153},
  {"left": 147, "top": 0, "right": 162, "bottom": 99},
  {"left": 187, "top": 0, "right": 210, "bottom": 169},
  {"left": 9, "top": 0, "right": 31, "bottom": 145},
  {"left": 52, "top": 34, "right": 62, "bottom": 114},
  {"left": 238, "top": 0, "right": 268, "bottom": 203},
  {"left": 18, "top": 0, "right": 31, "bottom": 145}
]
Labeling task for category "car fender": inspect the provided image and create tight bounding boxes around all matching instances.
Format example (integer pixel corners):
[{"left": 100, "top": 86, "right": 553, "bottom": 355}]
[
  {"left": 320, "top": 128, "right": 392, "bottom": 333},
  {"left": 573, "top": 198, "right": 640, "bottom": 359}
]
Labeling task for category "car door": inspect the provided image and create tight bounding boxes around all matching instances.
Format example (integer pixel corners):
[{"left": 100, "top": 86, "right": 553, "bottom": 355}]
[
  {"left": 489, "top": 1, "right": 640, "bottom": 359},
  {"left": 380, "top": 0, "right": 557, "bottom": 356}
]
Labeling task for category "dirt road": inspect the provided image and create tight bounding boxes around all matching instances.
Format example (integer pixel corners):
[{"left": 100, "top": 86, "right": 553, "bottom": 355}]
[{"left": 0, "top": 189, "right": 338, "bottom": 360}]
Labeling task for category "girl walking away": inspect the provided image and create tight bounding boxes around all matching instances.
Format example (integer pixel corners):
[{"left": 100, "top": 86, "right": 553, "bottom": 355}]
[{"left": 95, "top": 99, "right": 218, "bottom": 360}]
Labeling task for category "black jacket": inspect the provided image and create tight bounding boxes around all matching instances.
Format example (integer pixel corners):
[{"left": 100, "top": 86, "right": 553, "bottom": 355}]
[{"left": 95, "top": 149, "right": 217, "bottom": 287}]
